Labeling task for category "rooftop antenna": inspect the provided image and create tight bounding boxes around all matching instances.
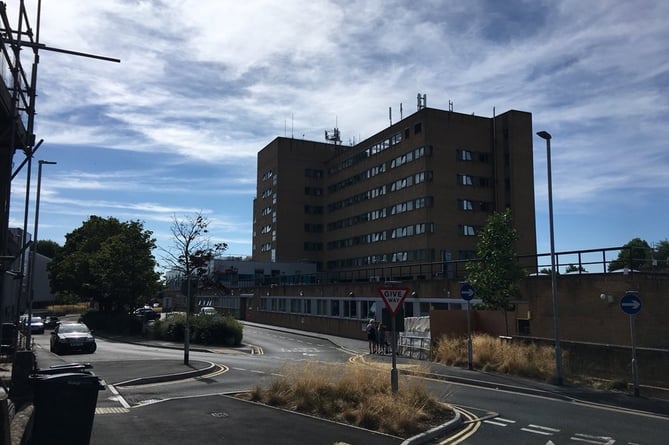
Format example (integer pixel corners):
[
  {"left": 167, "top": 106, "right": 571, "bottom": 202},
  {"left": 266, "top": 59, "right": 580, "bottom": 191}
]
[
  {"left": 388, "top": 106, "right": 392, "bottom": 126},
  {"left": 400, "top": 102, "right": 403, "bottom": 120},
  {"left": 449, "top": 100, "right": 453, "bottom": 112},
  {"left": 417, "top": 93, "right": 427, "bottom": 110},
  {"left": 324, "top": 117, "right": 341, "bottom": 145}
]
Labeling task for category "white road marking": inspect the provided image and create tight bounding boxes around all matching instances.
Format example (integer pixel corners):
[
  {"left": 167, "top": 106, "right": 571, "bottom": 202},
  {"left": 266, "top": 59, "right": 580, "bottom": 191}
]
[
  {"left": 484, "top": 417, "right": 516, "bottom": 427},
  {"left": 521, "top": 424, "right": 560, "bottom": 436},
  {"left": 571, "top": 433, "right": 616, "bottom": 444},
  {"left": 106, "top": 384, "right": 131, "bottom": 409}
]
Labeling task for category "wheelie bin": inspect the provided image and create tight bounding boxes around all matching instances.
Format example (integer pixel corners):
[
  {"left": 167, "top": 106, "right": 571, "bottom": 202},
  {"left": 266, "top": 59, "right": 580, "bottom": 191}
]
[{"left": 29, "top": 372, "right": 105, "bottom": 445}]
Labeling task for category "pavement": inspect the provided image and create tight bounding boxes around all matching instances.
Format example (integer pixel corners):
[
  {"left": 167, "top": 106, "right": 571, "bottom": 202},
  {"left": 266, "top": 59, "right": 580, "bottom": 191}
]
[{"left": 7, "top": 322, "right": 669, "bottom": 445}]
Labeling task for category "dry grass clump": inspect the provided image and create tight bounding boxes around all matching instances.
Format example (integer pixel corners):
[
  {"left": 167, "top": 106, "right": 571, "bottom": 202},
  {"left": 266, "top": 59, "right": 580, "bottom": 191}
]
[
  {"left": 433, "top": 333, "right": 567, "bottom": 381},
  {"left": 241, "top": 361, "right": 454, "bottom": 438}
]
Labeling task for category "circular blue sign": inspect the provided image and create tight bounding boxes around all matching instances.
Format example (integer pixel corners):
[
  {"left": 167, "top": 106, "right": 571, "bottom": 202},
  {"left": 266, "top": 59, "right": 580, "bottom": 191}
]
[
  {"left": 460, "top": 283, "right": 475, "bottom": 301},
  {"left": 620, "top": 292, "right": 642, "bottom": 315}
]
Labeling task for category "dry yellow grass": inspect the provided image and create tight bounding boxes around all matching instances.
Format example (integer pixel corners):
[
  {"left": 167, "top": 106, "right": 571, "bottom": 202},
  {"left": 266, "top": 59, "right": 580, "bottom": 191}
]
[
  {"left": 46, "top": 303, "right": 90, "bottom": 314},
  {"left": 433, "top": 333, "right": 568, "bottom": 381},
  {"left": 240, "top": 360, "right": 454, "bottom": 438}
]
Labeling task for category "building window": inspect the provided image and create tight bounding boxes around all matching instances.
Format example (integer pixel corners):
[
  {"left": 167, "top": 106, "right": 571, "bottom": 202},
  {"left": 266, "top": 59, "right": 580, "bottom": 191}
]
[
  {"left": 459, "top": 149, "right": 472, "bottom": 161},
  {"left": 458, "top": 199, "right": 474, "bottom": 211},
  {"left": 305, "top": 187, "right": 323, "bottom": 196},
  {"left": 262, "top": 169, "right": 273, "bottom": 181},
  {"left": 305, "top": 168, "right": 323, "bottom": 178},
  {"left": 414, "top": 122, "right": 422, "bottom": 134},
  {"left": 462, "top": 225, "right": 476, "bottom": 236},
  {"left": 458, "top": 175, "right": 473, "bottom": 186},
  {"left": 330, "top": 300, "right": 340, "bottom": 317}
]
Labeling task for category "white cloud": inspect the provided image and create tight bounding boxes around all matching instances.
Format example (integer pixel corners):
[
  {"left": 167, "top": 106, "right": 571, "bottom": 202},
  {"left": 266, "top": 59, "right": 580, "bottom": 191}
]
[{"left": 7, "top": 0, "right": 669, "bottom": 255}]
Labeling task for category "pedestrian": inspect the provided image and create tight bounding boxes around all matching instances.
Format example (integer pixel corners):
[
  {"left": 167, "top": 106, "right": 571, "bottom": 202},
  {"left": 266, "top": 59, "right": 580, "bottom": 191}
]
[
  {"left": 379, "top": 323, "right": 389, "bottom": 354},
  {"left": 366, "top": 319, "right": 377, "bottom": 354}
]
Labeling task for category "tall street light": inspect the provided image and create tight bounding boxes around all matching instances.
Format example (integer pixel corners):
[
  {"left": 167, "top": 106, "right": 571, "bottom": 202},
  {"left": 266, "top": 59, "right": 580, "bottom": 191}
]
[
  {"left": 25, "top": 160, "right": 57, "bottom": 350},
  {"left": 537, "top": 130, "right": 563, "bottom": 385}
]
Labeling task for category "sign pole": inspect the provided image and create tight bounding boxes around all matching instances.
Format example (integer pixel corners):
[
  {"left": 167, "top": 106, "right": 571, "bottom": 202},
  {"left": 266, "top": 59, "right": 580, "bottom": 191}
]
[
  {"left": 466, "top": 301, "right": 473, "bottom": 370},
  {"left": 377, "top": 286, "right": 410, "bottom": 394},
  {"left": 619, "top": 291, "right": 642, "bottom": 397},
  {"left": 629, "top": 314, "right": 639, "bottom": 397},
  {"left": 390, "top": 315, "right": 398, "bottom": 393},
  {"left": 460, "top": 283, "right": 476, "bottom": 370}
]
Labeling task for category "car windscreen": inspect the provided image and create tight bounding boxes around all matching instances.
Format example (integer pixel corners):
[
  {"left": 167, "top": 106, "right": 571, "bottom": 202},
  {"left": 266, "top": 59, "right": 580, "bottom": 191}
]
[{"left": 58, "top": 324, "right": 90, "bottom": 334}]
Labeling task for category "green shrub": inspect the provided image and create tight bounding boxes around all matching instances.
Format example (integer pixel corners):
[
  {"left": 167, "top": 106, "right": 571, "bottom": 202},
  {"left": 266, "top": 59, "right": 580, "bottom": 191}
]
[{"left": 154, "top": 314, "right": 243, "bottom": 346}]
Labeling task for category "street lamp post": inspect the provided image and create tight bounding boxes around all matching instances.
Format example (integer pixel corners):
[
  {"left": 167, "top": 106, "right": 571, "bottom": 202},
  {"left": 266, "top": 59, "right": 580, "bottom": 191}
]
[
  {"left": 25, "top": 160, "right": 57, "bottom": 350},
  {"left": 537, "top": 130, "right": 564, "bottom": 386}
]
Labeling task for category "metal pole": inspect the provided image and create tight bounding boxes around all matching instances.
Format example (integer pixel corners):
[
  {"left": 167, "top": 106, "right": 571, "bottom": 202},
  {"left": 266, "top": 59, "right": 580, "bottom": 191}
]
[
  {"left": 26, "top": 160, "right": 56, "bottom": 350},
  {"left": 629, "top": 314, "right": 639, "bottom": 396},
  {"left": 538, "top": 131, "right": 564, "bottom": 386},
  {"left": 390, "top": 314, "right": 398, "bottom": 393},
  {"left": 184, "top": 276, "right": 191, "bottom": 365},
  {"left": 466, "top": 301, "right": 473, "bottom": 370}
]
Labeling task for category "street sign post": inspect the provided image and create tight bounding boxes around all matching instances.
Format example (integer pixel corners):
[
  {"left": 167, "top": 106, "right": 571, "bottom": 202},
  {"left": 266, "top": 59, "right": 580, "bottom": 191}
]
[
  {"left": 460, "top": 283, "right": 475, "bottom": 370},
  {"left": 620, "top": 291, "right": 642, "bottom": 396},
  {"left": 377, "top": 286, "right": 410, "bottom": 393},
  {"left": 620, "top": 292, "right": 642, "bottom": 315},
  {"left": 460, "top": 283, "right": 475, "bottom": 301},
  {"left": 378, "top": 287, "right": 410, "bottom": 316}
]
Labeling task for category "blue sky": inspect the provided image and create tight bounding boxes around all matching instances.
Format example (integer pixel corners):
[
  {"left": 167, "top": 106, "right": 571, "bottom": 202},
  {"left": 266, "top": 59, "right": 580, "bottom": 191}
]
[{"left": 7, "top": 0, "right": 669, "bottom": 263}]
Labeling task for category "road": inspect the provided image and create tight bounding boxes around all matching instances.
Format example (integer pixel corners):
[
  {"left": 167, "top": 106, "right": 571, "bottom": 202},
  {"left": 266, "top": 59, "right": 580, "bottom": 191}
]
[{"left": 30, "top": 321, "right": 669, "bottom": 444}]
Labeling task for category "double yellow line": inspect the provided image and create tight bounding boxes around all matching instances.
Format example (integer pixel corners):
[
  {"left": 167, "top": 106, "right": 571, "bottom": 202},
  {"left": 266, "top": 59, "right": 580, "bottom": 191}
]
[{"left": 437, "top": 406, "right": 481, "bottom": 444}]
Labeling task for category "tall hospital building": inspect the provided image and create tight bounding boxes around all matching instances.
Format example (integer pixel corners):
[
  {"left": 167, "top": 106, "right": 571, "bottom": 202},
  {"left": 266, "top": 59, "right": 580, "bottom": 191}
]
[{"left": 252, "top": 105, "right": 537, "bottom": 277}]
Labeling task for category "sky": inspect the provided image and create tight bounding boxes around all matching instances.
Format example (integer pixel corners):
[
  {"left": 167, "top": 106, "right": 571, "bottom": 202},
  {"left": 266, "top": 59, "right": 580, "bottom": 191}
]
[{"left": 6, "top": 0, "right": 669, "bottom": 267}]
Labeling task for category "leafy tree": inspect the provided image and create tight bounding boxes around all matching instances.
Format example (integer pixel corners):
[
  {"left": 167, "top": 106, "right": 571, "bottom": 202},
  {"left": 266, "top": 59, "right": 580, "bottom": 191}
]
[
  {"left": 608, "top": 238, "right": 652, "bottom": 271},
  {"left": 465, "top": 209, "right": 525, "bottom": 335},
  {"left": 653, "top": 239, "right": 669, "bottom": 270},
  {"left": 35, "top": 239, "right": 61, "bottom": 258},
  {"left": 565, "top": 264, "right": 587, "bottom": 273},
  {"left": 48, "top": 216, "right": 160, "bottom": 311}
]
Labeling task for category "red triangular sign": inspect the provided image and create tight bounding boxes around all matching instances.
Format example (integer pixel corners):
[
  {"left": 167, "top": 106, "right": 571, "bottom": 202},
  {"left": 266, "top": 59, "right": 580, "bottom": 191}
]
[{"left": 377, "top": 287, "right": 410, "bottom": 315}]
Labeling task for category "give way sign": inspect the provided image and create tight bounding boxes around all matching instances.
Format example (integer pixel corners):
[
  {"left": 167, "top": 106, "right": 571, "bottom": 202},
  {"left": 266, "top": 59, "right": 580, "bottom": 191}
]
[{"left": 377, "top": 287, "right": 410, "bottom": 316}]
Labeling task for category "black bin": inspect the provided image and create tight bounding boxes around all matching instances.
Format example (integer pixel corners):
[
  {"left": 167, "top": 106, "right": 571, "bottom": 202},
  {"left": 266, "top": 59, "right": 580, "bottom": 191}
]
[
  {"left": 0, "top": 323, "right": 17, "bottom": 355},
  {"left": 37, "top": 362, "right": 93, "bottom": 375},
  {"left": 29, "top": 372, "right": 105, "bottom": 445}
]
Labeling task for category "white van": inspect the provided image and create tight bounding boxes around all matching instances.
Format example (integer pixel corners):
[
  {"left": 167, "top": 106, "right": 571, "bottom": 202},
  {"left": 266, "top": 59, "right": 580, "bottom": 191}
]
[{"left": 199, "top": 306, "right": 217, "bottom": 315}]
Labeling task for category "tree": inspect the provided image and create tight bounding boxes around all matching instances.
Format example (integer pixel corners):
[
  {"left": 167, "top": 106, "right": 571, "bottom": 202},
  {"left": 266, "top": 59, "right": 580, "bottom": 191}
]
[
  {"left": 608, "top": 238, "right": 652, "bottom": 271},
  {"left": 160, "top": 213, "right": 228, "bottom": 312},
  {"left": 35, "top": 239, "right": 61, "bottom": 258},
  {"left": 652, "top": 239, "right": 669, "bottom": 270},
  {"left": 565, "top": 264, "right": 587, "bottom": 273},
  {"left": 465, "top": 209, "right": 525, "bottom": 335},
  {"left": 48, "top": 216, "right": 160, "bottom": 311},
  {"left": 159, "top": 212, "right": 227, "bottom": 364}
]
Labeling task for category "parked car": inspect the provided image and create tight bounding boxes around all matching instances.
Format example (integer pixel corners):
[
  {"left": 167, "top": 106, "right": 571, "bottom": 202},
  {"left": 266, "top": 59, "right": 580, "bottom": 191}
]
[
  {"left": 133, "top": 307, "right": 161, "bottom": 321},
  {"left": 43, "top": 316, "right": 60, "bottom": 329},
  {"left": 199, "top": 306, "right": 217, "bottom": 316},
  {"left": 50, "top": 322, "right": 96, "bottom": 354},
  {"left": 22, "top": 316, "right": 45, "bottom": 335}
]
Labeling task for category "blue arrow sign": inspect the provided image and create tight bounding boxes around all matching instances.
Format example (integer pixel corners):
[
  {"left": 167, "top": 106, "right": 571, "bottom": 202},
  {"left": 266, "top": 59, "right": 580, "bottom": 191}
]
[
  {"left": 460, "top": 283, "right": 475, "bottom": 301},
  {"left": 620, "top": 292, "right": 642, "bottom": 315}
]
